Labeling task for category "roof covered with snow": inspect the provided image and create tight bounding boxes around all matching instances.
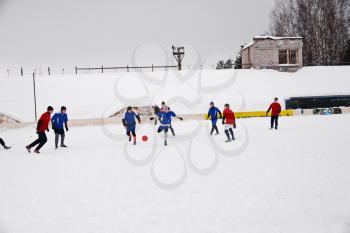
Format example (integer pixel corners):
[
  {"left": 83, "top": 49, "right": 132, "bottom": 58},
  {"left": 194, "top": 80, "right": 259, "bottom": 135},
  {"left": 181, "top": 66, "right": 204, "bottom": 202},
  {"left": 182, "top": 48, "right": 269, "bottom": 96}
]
[
  {"left": 254, "top": 35, "right": 303, "bottom": 40},
  {"left": 241, "top": 41, "right": 254, "bottom": 51},
  {"left": 241, "top": 35, "right": 303, "bottom": 51}
]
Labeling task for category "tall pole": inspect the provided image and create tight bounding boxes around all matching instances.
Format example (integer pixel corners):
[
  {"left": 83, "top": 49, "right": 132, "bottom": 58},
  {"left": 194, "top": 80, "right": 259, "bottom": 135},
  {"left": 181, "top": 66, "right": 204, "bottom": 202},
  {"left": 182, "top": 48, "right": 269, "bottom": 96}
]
[
  {"left": 32, "top": 72, "right": 38, "bottom": 121},
  {"left": 172, "top": 46, "right": 185, "bottom": 71}
]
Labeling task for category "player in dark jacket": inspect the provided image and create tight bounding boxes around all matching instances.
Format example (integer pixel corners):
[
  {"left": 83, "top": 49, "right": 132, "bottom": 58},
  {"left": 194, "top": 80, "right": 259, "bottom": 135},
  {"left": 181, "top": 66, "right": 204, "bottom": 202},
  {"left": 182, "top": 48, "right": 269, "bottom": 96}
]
[
  {"left": 51, "top": 106, "right": 69, "bottom": 149},
  {"left": 152, "top": 105, "right": 161, "bottom": 125},
  {"left": 26, "top": 106, "right": 54, "bottom": 153},
  {"left": 0, "top": 138, "right": 11, "bottom": 150},
  {"left": 122, "top": 106, "right": 141, "bottom": 145},
  {"left": 207, "top": 102, "right": 222, "bottom": 135},
  {"left": 157, "top": 106, "right": 183, "bottom": 146},
  {"left": 266, "top": 97, "right": 282, "bottom": 130}
]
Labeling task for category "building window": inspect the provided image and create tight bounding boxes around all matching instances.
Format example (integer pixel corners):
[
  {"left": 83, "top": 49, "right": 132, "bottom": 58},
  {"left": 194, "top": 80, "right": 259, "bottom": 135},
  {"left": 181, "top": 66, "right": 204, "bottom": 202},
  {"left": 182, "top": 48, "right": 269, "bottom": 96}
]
[
  {"left": 279, "top": 49, "right": 298, "bottom": 64},
  {"left": 289, "top": 50, "right": 297, "bottom": 64},
  {"left": 279, "top": 50, "right": 288, "bottom": 64}
]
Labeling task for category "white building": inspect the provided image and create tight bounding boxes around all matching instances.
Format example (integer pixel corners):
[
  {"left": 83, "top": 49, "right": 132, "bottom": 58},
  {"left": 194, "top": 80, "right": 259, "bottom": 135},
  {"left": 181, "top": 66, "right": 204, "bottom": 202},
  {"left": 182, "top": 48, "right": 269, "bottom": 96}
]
[{"left": 241, "top": 35, "right": 303, "bottom": 72}]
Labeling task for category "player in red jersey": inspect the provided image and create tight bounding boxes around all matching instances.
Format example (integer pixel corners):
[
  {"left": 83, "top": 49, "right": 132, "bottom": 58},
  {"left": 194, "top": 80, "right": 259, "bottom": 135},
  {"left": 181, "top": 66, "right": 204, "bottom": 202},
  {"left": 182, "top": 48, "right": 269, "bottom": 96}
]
[
  {"left": 222, "top": 103, "right": 236, "bottom": 142},
  {"left": 266, "top": 97, "right": 282, "bottom": 130},
  {"left": 26, "top": 106, "right": 54, "bottom": 154}
]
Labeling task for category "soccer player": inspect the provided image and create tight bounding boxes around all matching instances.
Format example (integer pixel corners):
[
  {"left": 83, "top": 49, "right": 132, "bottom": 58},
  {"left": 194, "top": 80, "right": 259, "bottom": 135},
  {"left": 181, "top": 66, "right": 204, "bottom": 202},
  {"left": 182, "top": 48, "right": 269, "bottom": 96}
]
[
  {"left": 207, "top": 101, "right": 222, "bottom": 135},
  {"left": 122, "top": 106, "right": 141, "bottom": 145},
  {"left": 152, "top": 105, "right": 161, "bottom": 125},
  {"left": 26, "top": 106, "right": 54, "bottom": 153},
  {"left": 222, "top": 104, "right": 236, "bottom": 142},
  {"left": 157, "top": 106, "right": 183, "bottom": 146},
  {"left": 160, "top": 101, "right": 176, "bottom": 136},
  {"left": 266, "top": 97, "right": 282, "bottom": 130},
  {"left": 51, "top": 106, "right": 69, "bottom": 149}
]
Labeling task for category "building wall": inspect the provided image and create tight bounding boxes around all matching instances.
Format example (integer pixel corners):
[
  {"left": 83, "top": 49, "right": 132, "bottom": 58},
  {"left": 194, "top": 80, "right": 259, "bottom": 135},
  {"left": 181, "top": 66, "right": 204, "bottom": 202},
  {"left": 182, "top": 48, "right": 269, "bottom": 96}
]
[
  {"left": 242, "top": 48, "right": 251, "bottom": 69},
  {"left": 251, "top": 48, "right": 279, "bottom": 68}
]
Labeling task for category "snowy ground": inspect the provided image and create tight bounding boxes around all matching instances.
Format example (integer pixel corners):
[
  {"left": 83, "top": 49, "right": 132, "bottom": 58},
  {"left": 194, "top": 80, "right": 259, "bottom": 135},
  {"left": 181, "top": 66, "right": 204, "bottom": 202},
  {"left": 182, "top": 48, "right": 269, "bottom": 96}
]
[{"left": 1, "top": 114, "right": 350, "bottom": 233}]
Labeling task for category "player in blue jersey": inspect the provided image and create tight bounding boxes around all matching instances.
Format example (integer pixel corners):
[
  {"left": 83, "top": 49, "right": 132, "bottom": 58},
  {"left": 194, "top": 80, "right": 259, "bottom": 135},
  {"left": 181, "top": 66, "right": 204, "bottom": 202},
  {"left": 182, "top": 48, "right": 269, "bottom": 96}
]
[
  {"left": 207, "top": 101, "right": 222, "bottom": 135},
  {"left": 122, "top": 106, "right": 141, "bottom": 145},
  {"left": 160, "top": 101, "right": 176, "bottom": 136},
  {"left": 51, "top": 106, "right": 69, "bottom": 149},
  {"left": 157, "top": 106, "right": 183, "bottom": 146}
]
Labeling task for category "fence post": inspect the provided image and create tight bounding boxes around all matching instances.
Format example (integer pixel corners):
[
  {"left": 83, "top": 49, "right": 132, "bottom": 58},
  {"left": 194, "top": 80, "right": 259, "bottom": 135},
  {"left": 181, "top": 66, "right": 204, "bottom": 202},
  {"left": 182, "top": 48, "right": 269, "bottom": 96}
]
[
  {"left": 152, "top": 64, "right": 154, "bottom": 72},
  {"left": 48, "top": 67, "right": 51, "bottom": 76},
  {"left": 62, "top": 68, "right": 64, "bottom": 75},
  {"left": 32, "top": 72, "right": 38, "bottom": 121},
  {"left": 101, "top": 65, "right": 104, "bottom": 74},
  {"left": 127, "top": 65, "right": 129, "bottom": 72},
  {"left": 75, "top": 66, "right": 78, "bottom": 75},
  {"left": 21, "top": 67, "right": 23, "bottom": 77}
]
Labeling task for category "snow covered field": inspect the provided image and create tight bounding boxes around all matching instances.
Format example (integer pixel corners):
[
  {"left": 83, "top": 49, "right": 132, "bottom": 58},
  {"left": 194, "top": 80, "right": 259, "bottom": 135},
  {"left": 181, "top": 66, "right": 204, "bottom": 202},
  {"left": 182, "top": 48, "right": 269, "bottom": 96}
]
[
  {"left": 1, "top": 114, "right": 350, "bottom": 233},
  {"left": 1, "top": 66, "right": 350, "bottom": 122}
]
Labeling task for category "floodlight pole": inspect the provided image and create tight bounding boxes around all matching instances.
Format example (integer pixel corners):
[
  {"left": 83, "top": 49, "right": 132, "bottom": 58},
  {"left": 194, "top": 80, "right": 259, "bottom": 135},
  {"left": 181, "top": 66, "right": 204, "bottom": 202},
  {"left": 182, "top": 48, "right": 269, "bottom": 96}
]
[{"left": 172, "top": 46, "right": 185, "bottom": 70}]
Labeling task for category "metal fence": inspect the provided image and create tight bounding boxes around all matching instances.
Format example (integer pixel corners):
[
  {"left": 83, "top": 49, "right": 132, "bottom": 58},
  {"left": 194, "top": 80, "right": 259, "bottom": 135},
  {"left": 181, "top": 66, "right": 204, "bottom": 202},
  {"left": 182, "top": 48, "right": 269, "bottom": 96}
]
[{"left": 74, "top": 65, "right": 178, "bottom": 74}]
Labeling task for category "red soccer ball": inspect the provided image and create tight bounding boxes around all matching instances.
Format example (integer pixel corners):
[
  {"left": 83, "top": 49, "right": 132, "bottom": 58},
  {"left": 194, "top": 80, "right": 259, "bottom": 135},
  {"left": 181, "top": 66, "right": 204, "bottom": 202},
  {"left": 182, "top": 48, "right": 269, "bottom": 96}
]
[{"left": 142, "top": 135, "right": 148, "bottom": 142}]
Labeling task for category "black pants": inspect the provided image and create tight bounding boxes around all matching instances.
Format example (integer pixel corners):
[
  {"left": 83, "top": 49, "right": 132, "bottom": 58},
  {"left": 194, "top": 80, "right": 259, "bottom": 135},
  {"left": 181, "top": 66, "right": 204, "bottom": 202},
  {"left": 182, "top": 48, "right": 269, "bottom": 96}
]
[
  {"left": 225, "top": 128, "right": 235, "bottom": 140},
  {"left": 54, "top": 128, "right": 65, "bottom": 147},
  {"left": 28, "top": 132, "right": 47, "bottom": 151},
  {"left": 0, "top": 138, "right": 5, "bottom": 147},
  {"left": 210, "top": 120, "right": 219, "bottom": 134},
  {"left": 158, "top": 126, "right": 169, "bottom": 142},
  {"left": 127, "top": 130, "right": 136, "bottom": 137},
  {"left": 271, "top": 116, "right": 279, "bottom": 129}
]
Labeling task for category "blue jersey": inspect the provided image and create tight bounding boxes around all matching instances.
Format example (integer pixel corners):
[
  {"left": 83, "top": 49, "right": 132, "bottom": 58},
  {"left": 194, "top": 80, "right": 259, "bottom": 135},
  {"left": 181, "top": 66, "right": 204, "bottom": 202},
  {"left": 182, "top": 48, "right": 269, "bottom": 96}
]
[
  {"left": 123, "top": 111, "right": 138, "bottom": 126},
  {"left": 208, "top": 107, "right": 221, "bottom": 120},
  {"left": 51, "top": 112, "right": 68, "bottom": 129},
  {"left": 158, "top": 111, "right": 176, "bottom": 125}
]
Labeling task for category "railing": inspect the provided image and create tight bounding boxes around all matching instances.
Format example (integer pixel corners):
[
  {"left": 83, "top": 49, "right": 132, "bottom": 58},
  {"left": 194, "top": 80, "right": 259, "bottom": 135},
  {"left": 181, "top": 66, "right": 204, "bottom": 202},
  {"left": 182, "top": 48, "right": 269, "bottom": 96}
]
[
  {"left": 74, "top": 65, "right": 178, "bottom": 74},
  {"left": 2, "top": 62, "right": 350, "bottom": 77}
]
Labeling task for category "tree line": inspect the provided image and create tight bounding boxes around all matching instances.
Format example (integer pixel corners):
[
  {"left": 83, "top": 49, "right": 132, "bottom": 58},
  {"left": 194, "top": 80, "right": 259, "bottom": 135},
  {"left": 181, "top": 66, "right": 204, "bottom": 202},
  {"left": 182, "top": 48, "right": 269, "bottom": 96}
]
[{"left": 270, "top": 0, "right": 350, "bottom": 65}]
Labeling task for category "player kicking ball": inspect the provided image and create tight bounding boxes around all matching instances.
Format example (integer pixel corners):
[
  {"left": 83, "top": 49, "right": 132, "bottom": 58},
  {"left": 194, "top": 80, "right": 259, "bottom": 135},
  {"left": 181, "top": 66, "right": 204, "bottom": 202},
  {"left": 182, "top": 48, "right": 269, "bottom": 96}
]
[
  {"left": 122, "top": 106, "right": 141, "bottom": 145},
  {"left": 157, "top": 106, "right": 183, "bottom": 146}
]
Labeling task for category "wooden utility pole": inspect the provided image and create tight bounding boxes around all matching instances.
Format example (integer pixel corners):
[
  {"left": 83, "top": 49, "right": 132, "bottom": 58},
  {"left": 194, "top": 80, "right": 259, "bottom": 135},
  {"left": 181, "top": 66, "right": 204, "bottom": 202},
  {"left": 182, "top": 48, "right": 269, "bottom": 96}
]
[{"left": 172, "top": 46, "right": 185, "bottom": 70}]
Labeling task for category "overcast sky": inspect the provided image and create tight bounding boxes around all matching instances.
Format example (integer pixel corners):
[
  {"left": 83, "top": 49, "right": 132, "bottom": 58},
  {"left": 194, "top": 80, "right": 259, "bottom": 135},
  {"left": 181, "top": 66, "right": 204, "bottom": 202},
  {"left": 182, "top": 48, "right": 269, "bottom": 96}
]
[{"left": 0, "top": 0, "right": 275, "bottom": 74}]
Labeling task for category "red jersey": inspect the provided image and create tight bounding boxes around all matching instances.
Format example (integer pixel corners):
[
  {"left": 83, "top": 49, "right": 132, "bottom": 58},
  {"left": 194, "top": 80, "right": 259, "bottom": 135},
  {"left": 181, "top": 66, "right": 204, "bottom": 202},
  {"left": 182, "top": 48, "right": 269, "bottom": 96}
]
[
  {"left": 223, "top": 108, "right": 235, "bottom": 125},
  {"left": 37, "top": 112, "right": 51, "bottom": 132},
  {"left": 268, "top": 102, "right": 282, "bottom": 116}
]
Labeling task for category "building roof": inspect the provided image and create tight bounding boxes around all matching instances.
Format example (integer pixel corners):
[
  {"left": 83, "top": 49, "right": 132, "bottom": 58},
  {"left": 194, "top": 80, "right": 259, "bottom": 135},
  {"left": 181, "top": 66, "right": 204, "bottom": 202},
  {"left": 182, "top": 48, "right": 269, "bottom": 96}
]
[
  {"left": 241, "top": 41, "right": 254, "bottom": 51},
  {"left": 254, "top": 35, "right": 303, "bottom": 40},
  {"left": 240, "top": 35, "right": 303, "bottom": 52}
]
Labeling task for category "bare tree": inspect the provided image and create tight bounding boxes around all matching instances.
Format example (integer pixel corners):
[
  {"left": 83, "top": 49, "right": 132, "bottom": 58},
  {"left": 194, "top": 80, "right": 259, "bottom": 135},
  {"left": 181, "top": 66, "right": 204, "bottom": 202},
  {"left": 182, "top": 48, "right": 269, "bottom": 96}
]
[
  {"left": 270, "top": 0, "right": 299, "bottom": 36},
  {"left": 270, "top": 0, "right": 350, "bottom": 65}
]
